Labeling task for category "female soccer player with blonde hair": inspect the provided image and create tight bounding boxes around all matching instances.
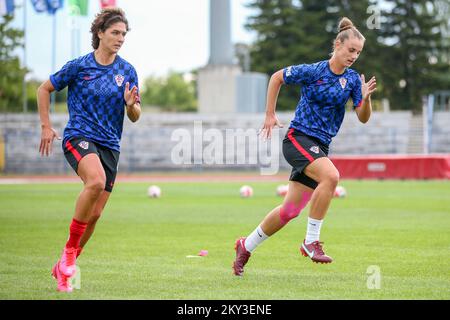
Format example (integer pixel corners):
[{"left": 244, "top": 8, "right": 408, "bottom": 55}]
[{"left": 233, "top": 17, "right": 377, "bottom": 276}]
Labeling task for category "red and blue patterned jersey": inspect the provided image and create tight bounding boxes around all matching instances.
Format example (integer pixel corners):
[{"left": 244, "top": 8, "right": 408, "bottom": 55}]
[
  {"left": 283, "top": 60, "right": 362, "bottom": 146},
  {"left": 50, "top": 52, "right": 140, "bottom": 152}
]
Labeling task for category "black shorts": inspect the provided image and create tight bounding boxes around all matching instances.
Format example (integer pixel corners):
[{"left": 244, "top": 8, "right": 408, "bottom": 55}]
[
  {"left": 63, "top": 137, "right": 120, "bottom": 192},
  {"left": 282, "top": 128, "right": 329, "bottom": 190}
]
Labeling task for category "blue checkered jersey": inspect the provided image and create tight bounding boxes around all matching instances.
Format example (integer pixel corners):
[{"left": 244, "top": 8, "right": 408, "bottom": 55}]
[
  {"left": 50, "top": 52, "right": 139, "bottom": 152},
  {"left": 283, "top": 60, "right": 362, "bottom": 145}
]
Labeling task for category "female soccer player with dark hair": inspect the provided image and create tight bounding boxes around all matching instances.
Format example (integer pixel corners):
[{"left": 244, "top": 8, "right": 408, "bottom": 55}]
[
  {"left": 233, "top": 17, "right": 377, "bottom": 276},
  {"left": 37, "top": 8, "right": 141, "bottom": 291}
]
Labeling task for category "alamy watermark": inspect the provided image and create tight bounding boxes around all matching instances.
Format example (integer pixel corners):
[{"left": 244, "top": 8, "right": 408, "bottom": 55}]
[
  {"left": 366, "top": 265, "right": 381, "bottom": 289},
  {"left": 170, "top": 121, "right": 281, "bottom": 175},
  {"left": 69, "top": 266, "right": 81, "bottom": 290},
  {"left": 366, "top": 5, "right": 381, "bottom": 30}
]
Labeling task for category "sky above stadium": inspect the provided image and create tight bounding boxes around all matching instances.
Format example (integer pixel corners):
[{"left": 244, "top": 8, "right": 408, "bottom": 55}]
[{"left": 11, "top": 0, "right": 256, "bottom": 82}]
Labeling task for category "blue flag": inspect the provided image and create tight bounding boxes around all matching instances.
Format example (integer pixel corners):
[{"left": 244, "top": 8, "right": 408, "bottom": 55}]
[
  {"left": 30, "top": 0, "right": 64, "bottom": 14},
  {"left": 0, "top": 0, "right": 15, "bottom": 16},
  {"left": 46, "top": 0, "right": 64, "bottom": 14}
]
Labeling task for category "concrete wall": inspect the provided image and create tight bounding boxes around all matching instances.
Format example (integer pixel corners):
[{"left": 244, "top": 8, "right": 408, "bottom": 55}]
[
  {"left": 331, "top": 111, "right": 412, "bottom": 154},
  {"left": 1, "top": 111, "right": 449, "bottom": 174}
]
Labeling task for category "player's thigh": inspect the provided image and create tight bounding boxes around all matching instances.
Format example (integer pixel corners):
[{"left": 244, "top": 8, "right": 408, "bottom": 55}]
[
  {"left": 77, "top": 153, "right": 106, "bottom": 186},
  {"left": 283, "top": 181, "right": 314, "bottom": 205},
  {"left": 289, "top": 168, "right": 319, "bottom": 190},
  {"left": 97, "top": 147, "right": 120, "bottom": 192},
  {"left": 303, "top": 157, "right": 339, "bottom": 184}
]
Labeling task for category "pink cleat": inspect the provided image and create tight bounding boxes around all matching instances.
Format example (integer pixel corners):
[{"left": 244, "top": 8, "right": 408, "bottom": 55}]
[
  {"left": 300, "top": 240, "right": 333, "bottom": 264},
  {"left": 59, "top": 247, "right": 77, "bottom": 277},
  {"left": 232, "top": 237, "right": 251, "bottom": 276},
  {"left": 52, "top": 261, "right": 73, "bottom": 293}
]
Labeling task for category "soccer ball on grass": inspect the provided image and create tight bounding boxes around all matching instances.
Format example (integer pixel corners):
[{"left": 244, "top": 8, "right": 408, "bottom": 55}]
[
  {"left": 240, "top": 185, "right": 253, "bottom": 198},
  {"left": 333, "top": 185, "right": 347, "bottom": 198},
  {"left": 147, "top": 185, "right": 161, "bottom": 198}
]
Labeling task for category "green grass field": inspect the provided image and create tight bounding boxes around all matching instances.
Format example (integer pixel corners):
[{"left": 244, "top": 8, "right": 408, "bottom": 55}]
[{"left": 0, "top": 180, "right": 449, "bottom": 300}]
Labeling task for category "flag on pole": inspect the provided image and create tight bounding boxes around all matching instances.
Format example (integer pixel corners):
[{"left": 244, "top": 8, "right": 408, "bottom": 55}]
[
  {"left": 100, "top": 0, "right": 115, "bottom": 9},
  {"left": 30, "top": 0, "right": 47, "bottom": 13},
  {"left": 30, "top": 0, "right": 64, "bottom": 14},
  {"left": 68, "top": 0, "right": 88, "bottom": 16},
  {"left": 46, "top": 0, "right": 64, "bottom": 14},
  {"left": 0, "top": 0, "right": 15, "bottom": 16}
]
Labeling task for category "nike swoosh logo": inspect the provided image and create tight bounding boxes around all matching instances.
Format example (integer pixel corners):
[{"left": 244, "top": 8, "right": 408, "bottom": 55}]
[
  {"left": 257, "top": 230, "right": 262, "bottom": 237},
  {"left": 303, "top": 244, "right": 315, "bottom": 257}
]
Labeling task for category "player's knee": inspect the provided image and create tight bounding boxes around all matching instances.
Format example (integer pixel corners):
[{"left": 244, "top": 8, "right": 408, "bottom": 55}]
[
  {"left": 280, "top": 202, "right": 302, "bottom": 225},
  {"left": 331, "top": 171, "right": 340, "bottom": 187},
  {"left": 324, "top": 171, "right": 339, "bottom": 189},
  {"left": 86, "top": 178, "right": 105, "bottom": 195}
]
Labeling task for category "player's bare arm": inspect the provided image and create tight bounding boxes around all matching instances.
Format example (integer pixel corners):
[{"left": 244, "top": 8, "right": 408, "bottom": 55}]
[
  {"left": 37, "top": 80, "right": 61, "bottom": 156},
  {"left": 261, "top": 70, "right": 285, "bottom": 140},
  {"left": 356, "top": 74, "right": 377, "bottom": 123}
]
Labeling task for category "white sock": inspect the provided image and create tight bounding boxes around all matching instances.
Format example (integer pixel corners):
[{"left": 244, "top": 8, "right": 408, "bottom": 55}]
[
  {"left": 305, "top": 217, "right": 323, "bottom": 244},
  {"left": 244, "top": 226, "right": 268, "bottom": 252}
]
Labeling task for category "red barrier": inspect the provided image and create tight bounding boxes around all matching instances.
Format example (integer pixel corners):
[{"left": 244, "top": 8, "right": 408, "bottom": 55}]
[{"left": 330, "top": 154, "right": 450, "bottom": 179}]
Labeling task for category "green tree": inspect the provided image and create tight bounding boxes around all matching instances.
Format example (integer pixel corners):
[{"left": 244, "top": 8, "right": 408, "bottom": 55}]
[
  {"left": 246, "top": 0, "right": 383, "bottom": 110},
  {"left": 0, "top": 15, "right": 27, "bottom": 112},
  {"left": 437, "top": 0, "right": 450, "bottom": 64},
  {"left": 378, "top": 0, "right": 450, "bottom": 111},
  {"left": 141, "top": 72, "right": 197, "bottom": 112},
  {"left": 25, "top": 80, "right": 40, "bottom": 112},
  {"left": 22, "top": 79, "right": 67, "bottom": 113}
]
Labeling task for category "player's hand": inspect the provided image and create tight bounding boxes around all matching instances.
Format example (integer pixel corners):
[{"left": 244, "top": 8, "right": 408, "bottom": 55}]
[
  {"left": 259, "top": 113, "right": 284, "bottom": 140},
  {"left": 39, "top": 126, "right": 61, "bottom": 157},
  {"left": 361, "top": 74, "right": 377, "bottom": 101},
  {"left": 124, "top": 82, "right": 138, "bottom": 107}
]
